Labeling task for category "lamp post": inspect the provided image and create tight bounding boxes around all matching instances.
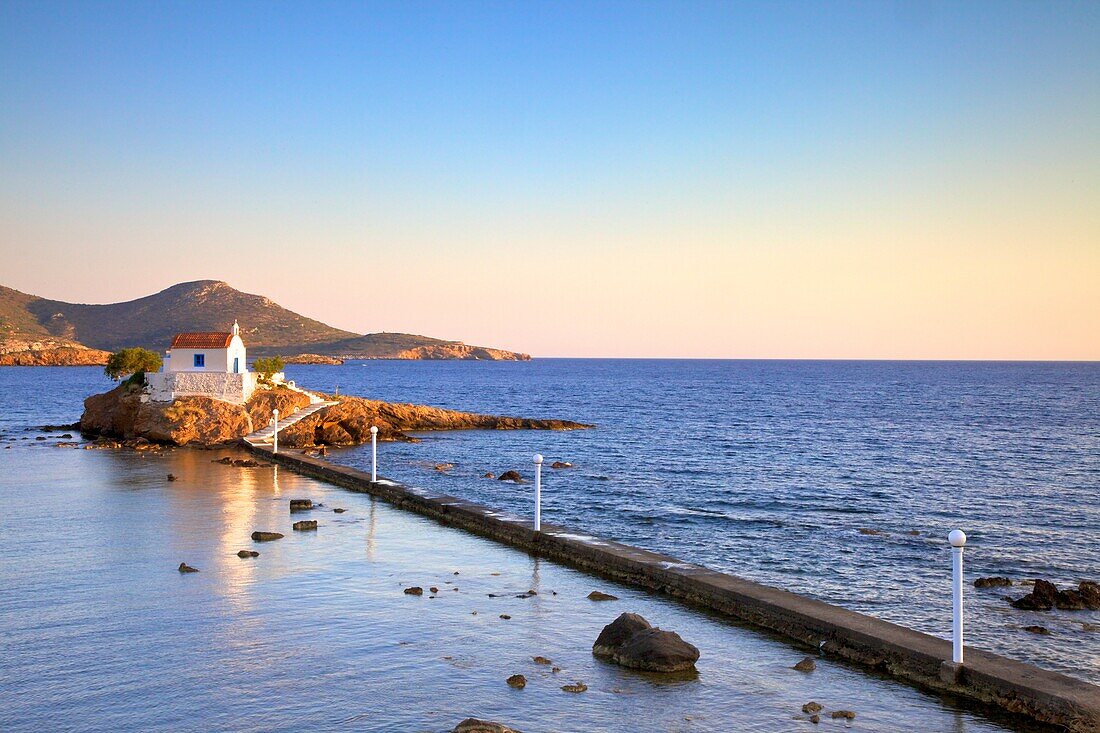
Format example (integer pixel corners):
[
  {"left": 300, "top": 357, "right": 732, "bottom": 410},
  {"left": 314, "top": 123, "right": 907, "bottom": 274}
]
[
  {"left": 370, "top": 425, "right": 378, "bottom": 482},
  {"left": 271, "top": 409, "right": 279, "bottom": 454},
  {"left": 533, "top": 453, "right": 543, "bottom": 531},
  {"left": 949, "top": 529, "right": 967, "bottom": 665}
]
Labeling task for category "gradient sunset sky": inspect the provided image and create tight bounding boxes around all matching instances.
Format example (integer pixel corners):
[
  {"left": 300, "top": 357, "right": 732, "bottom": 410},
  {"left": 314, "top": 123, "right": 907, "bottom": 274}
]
[{"left": 1, "top": 1, "right": 1097, "bottom": 359}]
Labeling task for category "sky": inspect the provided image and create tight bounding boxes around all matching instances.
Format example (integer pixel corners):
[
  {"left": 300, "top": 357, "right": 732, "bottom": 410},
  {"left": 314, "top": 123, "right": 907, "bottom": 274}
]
[{"left": 1, "top": 1, "right": 1097, "bottom": 359}]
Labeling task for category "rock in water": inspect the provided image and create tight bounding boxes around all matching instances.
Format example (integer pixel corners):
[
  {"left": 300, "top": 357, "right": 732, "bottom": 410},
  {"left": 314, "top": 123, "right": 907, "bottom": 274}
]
[
  {"left": 237, "top": 550, "right": 260, "bottom": 558},
  {"left": 292, "top": 520, "right": 318, "bottom": 531},
  {"left": 550, "top": 461, "right": 572, "bottom": 469},
  {"left": 587, "top": 591, "right": 619, "bottom": 601},
  {"left": 793, "top": 656, "right": 816, "bottom": 672},
  {"left": 1024, "top": 625, "right": 1051, "bottom": 635},
  {"left": 497, "top": 470, "right": 523, "bottom": 482},
  {"left": 1012, "top": 579, "right": 1100, "bottom": 611},
  {"left": 289, "top": 499, "right": 313, "bottom": 512},
  {"left": 610, "top": 627, "right": 700, "bottom": 673},
  {"left": 974, "top": 576, "right": 1012, "bottom": 588},
  {"left": 592, "top": 612, "right": 699, "bottom": 672},
  {"left": 593, "top": 613, "right": 652, "bottom": 658},
  {"left": 166, "top": 473, "right": 178, "bottom": 482},
  {"left": 178, "top": 562, "right": 199, "bottom": 573},
  {"left": 251, "top": 531, "right": 284, "bottom": 542},
  {"left": 561, "top": 682, "right": 587, "bottom": 693},
  {"left": 333, "top": 508, "right": 346, "bottom": 513},
  {"left": 1013, "top": 579, "right": 1058, "bottom": 610},
  {"left": 482, "top": 472, "right": 495, "bottom": 479},
  {"left": 532, "top": 656, "right": 552, "bottom": 665},
  {"left": 506, "top": 674, "right": 526, "bottom": 689},
  {"left": 452, "top": 720, "right": 523, "bottom": 733},
  {"left": 831, "top": 710, "right": 856, "bottom": 720},
  {"left": 404, "top": 586, "right": 424, "bottom": 596},
  {"left": 802, "top": 702, "right": 823, "bottom": 714}
]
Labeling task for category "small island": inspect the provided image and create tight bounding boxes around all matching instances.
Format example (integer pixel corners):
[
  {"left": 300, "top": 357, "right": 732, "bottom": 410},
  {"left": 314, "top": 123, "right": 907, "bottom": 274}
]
[{"left": 79, "top": 324, "right": 589, "bottom": 447}]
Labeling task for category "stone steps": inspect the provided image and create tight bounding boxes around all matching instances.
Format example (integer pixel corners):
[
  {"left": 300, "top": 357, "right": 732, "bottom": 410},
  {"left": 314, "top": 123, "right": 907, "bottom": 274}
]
[{"left": 244, "top": 398, "right": 338, "bottom": 444}]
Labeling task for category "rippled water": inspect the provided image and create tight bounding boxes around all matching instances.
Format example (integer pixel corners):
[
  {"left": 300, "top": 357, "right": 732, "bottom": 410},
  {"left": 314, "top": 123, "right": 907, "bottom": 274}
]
[
  {"left": 0, "top": 360, "right": 1097, "bottom": 699},
  {"left": 293, "top": 359, "right": 1100, "bottom": 685},
  {"left": 0, "top": 426, "right": 1045, "bottom": 731}
]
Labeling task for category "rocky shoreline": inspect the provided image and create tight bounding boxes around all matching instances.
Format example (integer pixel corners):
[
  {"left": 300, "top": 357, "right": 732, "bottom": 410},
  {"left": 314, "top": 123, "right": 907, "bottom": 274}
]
[
  {"left": 79, "top": 383, "right": 592, "bottom": 447},
  {"left": 0, "top": 346, "right": 112, "bottom": 366}
]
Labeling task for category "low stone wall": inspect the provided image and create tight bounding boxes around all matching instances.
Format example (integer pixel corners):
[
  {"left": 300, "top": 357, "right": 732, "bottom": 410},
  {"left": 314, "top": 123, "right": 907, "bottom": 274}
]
[
  {"left": 246, "top": 444, "right": 1100, "bottom": 733},
  {"left": 147, "top": 371, "right": 257, "bottom": 404}
]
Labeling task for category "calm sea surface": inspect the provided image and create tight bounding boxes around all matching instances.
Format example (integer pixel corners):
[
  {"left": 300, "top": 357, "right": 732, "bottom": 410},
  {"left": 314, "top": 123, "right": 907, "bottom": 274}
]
[{"left": 0, "top": 359, "right": 1097, "bottom": 730}]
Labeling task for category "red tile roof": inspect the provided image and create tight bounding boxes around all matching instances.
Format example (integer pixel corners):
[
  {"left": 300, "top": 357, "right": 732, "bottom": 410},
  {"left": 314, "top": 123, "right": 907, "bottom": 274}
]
[{"left": 170, "top": 332, "right": 233, "bottom": 349}]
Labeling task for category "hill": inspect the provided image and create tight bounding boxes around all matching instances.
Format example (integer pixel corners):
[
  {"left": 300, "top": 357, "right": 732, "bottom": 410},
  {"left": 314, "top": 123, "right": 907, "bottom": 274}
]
[{"left": 0, "top": 281, "right": 530, "bottom": 363}]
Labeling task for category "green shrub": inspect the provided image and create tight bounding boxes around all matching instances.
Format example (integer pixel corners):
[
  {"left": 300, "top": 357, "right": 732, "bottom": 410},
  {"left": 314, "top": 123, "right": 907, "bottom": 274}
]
[
  {"left": 105, "top": 348, "right": 162, "bottom": 382},
  {"left": 253, "top": 356, "right": 285, "bottom": 381}
]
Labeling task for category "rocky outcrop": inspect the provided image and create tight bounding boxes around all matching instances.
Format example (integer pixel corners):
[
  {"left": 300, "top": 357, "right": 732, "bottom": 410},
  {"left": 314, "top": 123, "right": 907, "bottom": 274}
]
[
  {"left": 81, "top": 382, "right": 590, "bottom": 448},
  {"left": 592, "top": 613, "right": 699, "bottom": 672},
  {"left": 391, "top": 343, "right": 531, "bottom": 361},
  {"left": 277, "top": 394, "right": 592, "bottom": 447},
  {"left": 1011, "top": 580, "right": 1100, "bottom": 611},
  {"left": 81, "top": 383, "right": 253, "bottom": 445},
  {"left": 0, "top": 346, "right": 111, "bottom": 366},
  {"left": 283, "top": 353, "right": 345, "bottom": 365}
]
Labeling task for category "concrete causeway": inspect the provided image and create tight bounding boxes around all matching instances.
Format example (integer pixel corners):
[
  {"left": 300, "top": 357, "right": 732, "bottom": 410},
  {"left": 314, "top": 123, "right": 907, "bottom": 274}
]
[{"left": 245, "top": 443, "right": 1100, "bottom": 733}]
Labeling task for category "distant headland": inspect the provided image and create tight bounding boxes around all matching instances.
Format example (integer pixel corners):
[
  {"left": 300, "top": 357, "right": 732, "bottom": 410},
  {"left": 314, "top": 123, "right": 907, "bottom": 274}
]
[{"left": 0, "top": 280, "right": 531, "bottom": 364}]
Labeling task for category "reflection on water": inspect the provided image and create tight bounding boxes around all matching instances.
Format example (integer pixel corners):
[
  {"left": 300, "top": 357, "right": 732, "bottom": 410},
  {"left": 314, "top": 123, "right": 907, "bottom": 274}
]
[{"left": 0, "top": 444, "right": 1049, "bottom": 732}]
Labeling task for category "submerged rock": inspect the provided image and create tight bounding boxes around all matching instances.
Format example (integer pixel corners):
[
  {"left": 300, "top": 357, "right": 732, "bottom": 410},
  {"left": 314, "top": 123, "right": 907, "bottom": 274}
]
[
  {"left": 1011, "top": 579, "right": 1100, "bottom": 611},
  {"left": 166, "top": 473, "right": 178, "bottom": 481},
  {"left": 802, "top": 702, "right": 823, "bottom": 714},
  {"left": 975, "top": 576, "right": 1013, "bottom": 588},
  {"left": 482, "top": 472, "right": 495, "bottom": 479},
  {"left": 592, "top": 613, "right": 699, "bottom": 672},
  {"left": 497, "top": 471, "right": 523, "bottom": 483},
  {"left": 793, "top": 656, "right": 816, "bottom": 672},
  {"left": 550, "top": 461, "right": 572, "bottom": 469},
  {"left": 178, "top": 562, "right": 199, "bottom": 573},
  {"left": 404, "top": 586, "right": 424, "bottom": 596},
  {"left": 587, "top": 591, "right": 619, "bottom": 601},
  {"left": 560, "top": 682, "right": 588, "bottom": 693},
  {"left": 292, "top": 520, "right": 318, "bottom": 531},
  {"left": 506, "top": 674, "right": 526, "bottom": 689},
  {"left": 452, "top": 720, "right": 523, "bottom": 733},
  {"left": 532, "top": 656, "right": 552, "bottom": 665},
  {"left": 237, "top": 550, "right": 260, "bottom": 558},
  {"left": 1023, "top": 625, "right": 1051, "bottom": 635},
  {"left": 251, "top": 531, "right": 284, "bottom": 542},
  {"left": 831, "top": 710, "right": 856, "bottom": 720},
  {"left": 289, "top": 499, "right": 313, "bottom": 512},
  {"left": 333, "top": 508, "right": 346, "bottom": 513}
]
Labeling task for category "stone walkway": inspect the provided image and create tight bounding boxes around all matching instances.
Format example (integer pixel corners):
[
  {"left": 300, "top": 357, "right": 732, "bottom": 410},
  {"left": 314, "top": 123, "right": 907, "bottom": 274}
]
[{"left": 243, "top": 387, "right": 337, "bottom": 445}]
